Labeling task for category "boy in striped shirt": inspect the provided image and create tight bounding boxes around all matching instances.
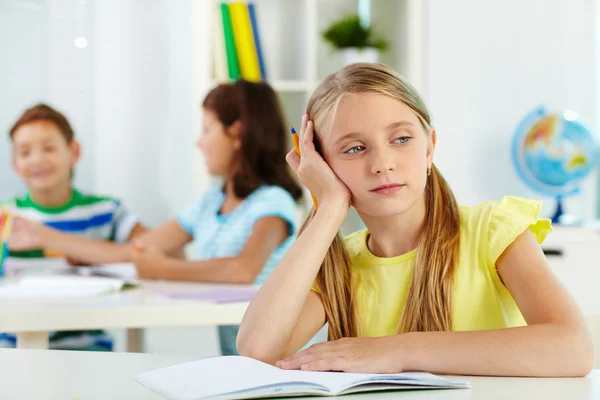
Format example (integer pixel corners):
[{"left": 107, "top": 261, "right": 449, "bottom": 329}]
[
  {"left": 1, "top": 103, "right": 146, "bottom": 350},
  {"left": 4, "top": 191, "right": 140, "bottom": 263}
]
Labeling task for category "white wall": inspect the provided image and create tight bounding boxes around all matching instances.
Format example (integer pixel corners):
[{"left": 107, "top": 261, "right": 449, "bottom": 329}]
[
  {"left": 92, "top": 0, "right": 202, "bottom": 227},
  {"left": 0, "top": 0, "right": 44, "bottom": 197},
  {"left": 426, "top": 0, "right": 598, "bottom": 220},
  {"left": 0, "top": 0, "right": 95, "bottom": 198},
  {"left": 0, "top": 0, "right": 203, "bottom": 227}
]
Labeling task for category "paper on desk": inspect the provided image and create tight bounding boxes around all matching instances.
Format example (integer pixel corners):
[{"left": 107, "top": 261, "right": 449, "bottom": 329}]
[
  {"left": 0, "top": 274, "right": 135, "bottom": 299},
  {"left": 0, "top": 284, "right": 118, "bottom": 298},
  {"left": 76, "top": 262, "right": 138, "bottom": 281},
  {"left": 3, "top": 257, "right": 70, "bottom": 273},
  {"left": 154, "top": 287, "right": 257, "bottom": 303},
  {"left": 2, "top": 259, "right": 138, "bottom": 282}
]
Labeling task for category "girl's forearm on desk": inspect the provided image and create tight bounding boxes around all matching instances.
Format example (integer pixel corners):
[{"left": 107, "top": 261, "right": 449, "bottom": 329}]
[
  {"left": 398, "top": 323, "right": 592, "bottom": 377},
  {"left": 237, "top": 203, "right": 346, "bottom": 355},
  {"left": 158, "top": 257, "right": 257, "bottom": 284}
]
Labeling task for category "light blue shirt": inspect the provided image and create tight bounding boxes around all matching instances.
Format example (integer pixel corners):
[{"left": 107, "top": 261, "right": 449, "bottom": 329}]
[{"left": 177, "top": 185, "right": 298, "bottom": 284}]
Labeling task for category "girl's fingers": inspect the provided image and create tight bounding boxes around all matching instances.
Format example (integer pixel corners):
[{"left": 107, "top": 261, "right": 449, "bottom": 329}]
[
  {"left": 285, "top": 342, "right": 327, "bottom": 361},
  {"left": 276, "top": 342, "right": 335, "bottom": 365},
  {"left": 277, "top": 352, "right": 335, "bottom": 370},
  {"left": 278, "top": 355, "right": 316, "bottom": 370},
  {"left": 299, "top": 120, "right": 316, "bottom": 156},
  {"left": 297, "top": 114, "right": 308, "bottom": 144},
  {"left": 286, "top": 148, "right": 300, "bottom": 172},
  {"left": 301, "top": 357, "right": 348, "bottom": 372},
  {"left": 300, "top": 114, "right": 308, "bottom": 137},
  {"left": 298, "top": 114, "right": 308, "bottom": 149},
  {"left": 279, "top": 348, "right": 347, "bottom": 370}
]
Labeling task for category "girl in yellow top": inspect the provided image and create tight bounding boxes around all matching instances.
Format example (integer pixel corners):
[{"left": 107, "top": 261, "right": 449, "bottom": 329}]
[{"left": 237, "top": 63, "right": 592, "bottom": 377}]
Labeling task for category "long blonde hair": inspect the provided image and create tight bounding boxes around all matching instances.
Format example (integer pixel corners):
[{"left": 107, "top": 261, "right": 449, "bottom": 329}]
[{"left": 303, "top": 63, "right": 461, "bottom": 339}]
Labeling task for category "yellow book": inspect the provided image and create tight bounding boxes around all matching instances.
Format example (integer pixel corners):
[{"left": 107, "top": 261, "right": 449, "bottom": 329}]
[{"left": 228, "top": 2, "right": 261, "bottom": 82}]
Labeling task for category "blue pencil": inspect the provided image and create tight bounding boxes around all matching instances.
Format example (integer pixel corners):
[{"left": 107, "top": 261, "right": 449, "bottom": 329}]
[{"left": 247, "top": 3, "right": 267, "bottom": 80}]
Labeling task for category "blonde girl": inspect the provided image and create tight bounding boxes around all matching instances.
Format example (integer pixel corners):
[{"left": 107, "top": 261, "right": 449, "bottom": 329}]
[{"left": 237, "top": 63, "right": 592, "bottom": 377}]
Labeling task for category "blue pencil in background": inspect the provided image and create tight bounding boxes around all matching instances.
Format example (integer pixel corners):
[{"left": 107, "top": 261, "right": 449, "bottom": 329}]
[{"left": 247, "top": 2, "right": 267, "bottom": 80}]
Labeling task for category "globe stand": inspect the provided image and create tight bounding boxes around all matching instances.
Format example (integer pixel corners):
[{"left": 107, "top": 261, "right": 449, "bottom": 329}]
[{"left": 551, "top": 196, "right": 564, "bottom": 224}]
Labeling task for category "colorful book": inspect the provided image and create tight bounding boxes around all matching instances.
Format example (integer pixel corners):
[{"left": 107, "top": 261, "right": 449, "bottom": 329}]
[
  {"left": 228, "top": 2, "right": 261, "bottom": 82},
  {"left": 0, "top": 242, "right": 8, "bottom": 276},
  {"left": 247, "top": 3, "right": 267, "bottom": 80},
  {"left": 212, "top": 2, "right": 229, "bottom": 81},
  {"left": 220, "top": 3, "right": 241, "bottom": 80},
  {"left": 0, "top": 211, "right": 13, "bottom": 276}
]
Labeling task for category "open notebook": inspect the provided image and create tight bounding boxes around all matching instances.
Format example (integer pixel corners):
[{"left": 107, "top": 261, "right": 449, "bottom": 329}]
[
  {"left": 3, "top": 258, "right": 138, "bottom": 281},
  {"left": 75, "top": 262, "right": 138, "bottom": 281},
  {"left": 134, "top": 356, "right": 470, "bottom": 400},
  {"left": 0, "top": 274, "right": 136, "bottom": 299}
]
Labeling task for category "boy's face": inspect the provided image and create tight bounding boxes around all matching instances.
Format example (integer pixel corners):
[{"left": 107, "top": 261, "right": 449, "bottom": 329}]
[{"left": 11, "top": 120, "right": 80, "bottom": 192}]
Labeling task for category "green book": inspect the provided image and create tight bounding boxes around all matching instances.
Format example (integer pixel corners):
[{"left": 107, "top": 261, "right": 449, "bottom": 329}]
[{"left": 221, "top": 3, "right": 241, "bottom": 80}]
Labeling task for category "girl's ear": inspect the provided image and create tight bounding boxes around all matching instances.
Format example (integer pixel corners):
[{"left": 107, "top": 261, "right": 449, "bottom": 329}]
[
  {"left": 69, "top": 140, "right": 81, "bottom": 167},
  {"left": 427, "top": 128, "right": 437, "bottom": 167},
  {"left": 228, "top": 120, "right": 243, "bottom": 150}
]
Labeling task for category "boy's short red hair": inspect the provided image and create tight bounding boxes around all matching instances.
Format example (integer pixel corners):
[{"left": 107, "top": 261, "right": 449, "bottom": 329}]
[{"left": 9, "top": 103, "right": 74, "bottom": 143}]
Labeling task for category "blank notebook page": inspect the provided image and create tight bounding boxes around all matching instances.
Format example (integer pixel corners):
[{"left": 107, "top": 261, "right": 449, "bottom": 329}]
[
  {"left": 136, "top": 356, "right": 290, "bottom": 398},
  {"left": 135, "top": 356, "right": 465, "bottom": 399}
]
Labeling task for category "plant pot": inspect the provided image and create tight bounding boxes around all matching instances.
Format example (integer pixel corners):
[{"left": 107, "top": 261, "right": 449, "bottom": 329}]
[{"left": 339, "top": 47, "right": 380, "bottom": 66}]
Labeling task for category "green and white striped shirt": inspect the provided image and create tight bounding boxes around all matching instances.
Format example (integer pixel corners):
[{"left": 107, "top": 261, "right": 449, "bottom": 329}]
[{"left": 3, "top": 189, "right": 139, "bottom": 258}]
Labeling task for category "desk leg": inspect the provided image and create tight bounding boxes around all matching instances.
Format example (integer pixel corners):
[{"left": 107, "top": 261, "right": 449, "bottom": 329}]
[
  {"left": 127, "top": 328, "right": 145, "bottom": 352},
  {"left": 16, "top": 332, "right": 49, "bottom": 349}
]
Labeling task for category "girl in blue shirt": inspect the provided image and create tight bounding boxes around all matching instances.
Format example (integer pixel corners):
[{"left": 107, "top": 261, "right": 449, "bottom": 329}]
[{"left": 132, "top": 80, "right": 303, "bottom": 355}]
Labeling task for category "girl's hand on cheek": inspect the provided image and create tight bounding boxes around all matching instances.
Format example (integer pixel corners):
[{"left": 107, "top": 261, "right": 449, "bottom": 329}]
[{"left": 286, "top": 114, "right": 351, "bottom": 213}]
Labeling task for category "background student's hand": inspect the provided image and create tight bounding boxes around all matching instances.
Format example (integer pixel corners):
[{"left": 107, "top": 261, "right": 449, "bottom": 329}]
[
  {"left": 65, "top": 256, "right": 92, "bottom": 266},
  {"left": 287, "top": 114, "right": 351, "bottom": 212},
  {"left": 8, "top": 216, "right": 54, "bottom": 251},
  {"left": 131, "top": 246, "right": 168, "bottom": 280},
  {"left": 276, "top": 336, "right": 404, "bottom": 373}
]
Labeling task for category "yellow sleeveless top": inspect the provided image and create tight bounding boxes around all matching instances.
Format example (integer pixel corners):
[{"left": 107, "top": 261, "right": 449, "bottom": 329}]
[{"left": 336, "top": 196, "right": 552, "bottom": 336}]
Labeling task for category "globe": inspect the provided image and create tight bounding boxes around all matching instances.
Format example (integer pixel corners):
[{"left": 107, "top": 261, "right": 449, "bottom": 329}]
[{"left": 512, "top": 106, "right": 599, "bottom": 223}]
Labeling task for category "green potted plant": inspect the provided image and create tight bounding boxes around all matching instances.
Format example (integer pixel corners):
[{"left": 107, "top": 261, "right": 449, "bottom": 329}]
[{"left": 322, "top": 15, "right": 388, "bottom": 65}]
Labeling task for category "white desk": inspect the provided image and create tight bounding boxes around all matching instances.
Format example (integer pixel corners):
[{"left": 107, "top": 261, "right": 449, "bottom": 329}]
[
  {"left": 542, "top": 226, "right": 600, "bottom": 313},
  {"left": 0, "top": 277, "right": 252, "bottom": 350},
  {"left": 1, "top": 349, "right": 598, "bottom": 400}
]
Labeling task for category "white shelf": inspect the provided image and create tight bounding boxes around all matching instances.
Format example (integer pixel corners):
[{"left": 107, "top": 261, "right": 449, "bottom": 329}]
[
  {"left": 209, "top": 79, "right": 317, "bottom": 93},
  {"left": 192, "top": 0, "right": 425, "bottom": 201},
  {"left": 271, "top": 80, "right": 316, "bottom": 92}
]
